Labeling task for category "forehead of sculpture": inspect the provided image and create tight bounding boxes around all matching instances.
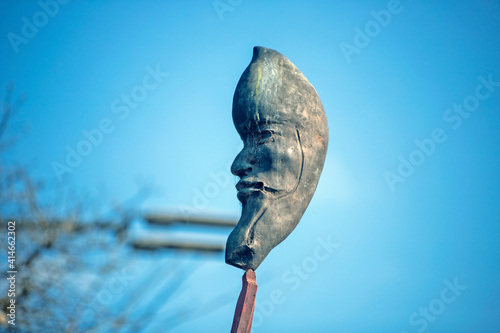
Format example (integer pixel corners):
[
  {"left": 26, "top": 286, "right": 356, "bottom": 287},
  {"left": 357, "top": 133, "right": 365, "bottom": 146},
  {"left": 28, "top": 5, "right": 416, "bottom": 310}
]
[
  {"left": 232, "top": 47, "right": 325, "bottom": 136},
  {"left": 232, "top": 98, "right": 294, "bottom": 135}
]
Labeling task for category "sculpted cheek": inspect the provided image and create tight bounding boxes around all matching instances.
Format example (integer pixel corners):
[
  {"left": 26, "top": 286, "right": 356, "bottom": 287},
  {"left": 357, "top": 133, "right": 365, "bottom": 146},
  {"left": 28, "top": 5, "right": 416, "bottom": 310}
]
[
  {"left": 265, "top": 146, "right": 298, "bottom": 189},
  {"left": 256, "top": 146, "right": 273, "bottom": 169},
  {"left": 280, "top": 143, "right": 301, "bottom": 171}
]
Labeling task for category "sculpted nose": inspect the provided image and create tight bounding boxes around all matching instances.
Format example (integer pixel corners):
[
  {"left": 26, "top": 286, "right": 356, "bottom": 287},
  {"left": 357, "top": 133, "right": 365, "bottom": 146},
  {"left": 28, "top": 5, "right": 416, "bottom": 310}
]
[{"left": 231, "top": 148, "right": 255, "bottom": 177}]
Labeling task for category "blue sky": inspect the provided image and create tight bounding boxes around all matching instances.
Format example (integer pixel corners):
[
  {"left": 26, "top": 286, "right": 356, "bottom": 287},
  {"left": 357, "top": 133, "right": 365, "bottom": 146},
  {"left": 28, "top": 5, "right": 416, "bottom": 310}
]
[{"left": 1, "top": 0, "right": 500, "bottom": 332}]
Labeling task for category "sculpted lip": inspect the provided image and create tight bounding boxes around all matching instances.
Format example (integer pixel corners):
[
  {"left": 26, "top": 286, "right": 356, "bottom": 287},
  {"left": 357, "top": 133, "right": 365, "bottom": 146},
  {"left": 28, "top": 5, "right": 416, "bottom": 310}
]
[
  {"left": 236, "top": 182, "right": 264, "bottom": 202},
  {"left": 236, "top": 180, "right": 264, "bottom": 191},
  {"left": 236, "top": 180, "right": 281, "bottom": 195}
]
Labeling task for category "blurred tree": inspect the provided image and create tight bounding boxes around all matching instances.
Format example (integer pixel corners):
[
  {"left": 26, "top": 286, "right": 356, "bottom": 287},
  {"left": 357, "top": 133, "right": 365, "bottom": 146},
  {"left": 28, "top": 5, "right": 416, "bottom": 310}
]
[
  {"left": 0, "top": 83, "right": 151, "bottom": 332},
  {"left": 0, "top": 84, "right": 234, "bottom": 333}
]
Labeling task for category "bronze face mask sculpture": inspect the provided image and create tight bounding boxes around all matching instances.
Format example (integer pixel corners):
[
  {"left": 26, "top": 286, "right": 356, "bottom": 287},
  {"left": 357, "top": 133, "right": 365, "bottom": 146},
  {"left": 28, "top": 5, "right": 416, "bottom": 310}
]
[{"left": 225, "top": 47, "right": 329, "bottom": 271}]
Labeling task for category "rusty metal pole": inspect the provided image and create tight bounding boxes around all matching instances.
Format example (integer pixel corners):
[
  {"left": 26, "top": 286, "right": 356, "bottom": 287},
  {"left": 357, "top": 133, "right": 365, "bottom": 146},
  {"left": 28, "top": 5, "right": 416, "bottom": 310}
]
[{"left": 230, "top": 269, "right": 258, "bottom": 333}]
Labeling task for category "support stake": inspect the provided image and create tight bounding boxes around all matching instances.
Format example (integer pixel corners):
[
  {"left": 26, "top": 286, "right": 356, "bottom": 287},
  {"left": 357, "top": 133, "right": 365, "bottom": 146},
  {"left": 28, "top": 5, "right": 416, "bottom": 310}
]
[{"left": 230, "top": 269, "right": 258, "bottom": 333}]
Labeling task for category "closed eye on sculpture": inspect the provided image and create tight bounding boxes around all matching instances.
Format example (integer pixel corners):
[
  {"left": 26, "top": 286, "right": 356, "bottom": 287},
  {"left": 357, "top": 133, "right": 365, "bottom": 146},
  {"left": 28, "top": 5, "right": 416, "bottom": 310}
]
[{"left": 256, "top": 129, "right": 275, "bottom": 145}]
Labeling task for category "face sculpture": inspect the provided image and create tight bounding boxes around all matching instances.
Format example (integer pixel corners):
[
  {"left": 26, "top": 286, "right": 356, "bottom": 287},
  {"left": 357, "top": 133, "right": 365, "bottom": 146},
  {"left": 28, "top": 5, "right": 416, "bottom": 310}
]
[{"left": 226, "top": 46, "right": 329, "bottom": 271}]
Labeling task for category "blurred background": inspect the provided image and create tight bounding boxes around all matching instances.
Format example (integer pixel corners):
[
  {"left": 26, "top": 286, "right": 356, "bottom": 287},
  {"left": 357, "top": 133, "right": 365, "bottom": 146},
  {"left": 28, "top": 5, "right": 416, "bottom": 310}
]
[{"left": 1, "top": 0, "right": 499, "bottom": 332}]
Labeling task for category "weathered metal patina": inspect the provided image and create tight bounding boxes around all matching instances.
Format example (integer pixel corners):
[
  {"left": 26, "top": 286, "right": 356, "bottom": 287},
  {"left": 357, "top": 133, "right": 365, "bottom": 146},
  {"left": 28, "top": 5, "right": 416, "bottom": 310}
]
[{"left": 226, "top": 46, "right": 329, "bottom": 271}]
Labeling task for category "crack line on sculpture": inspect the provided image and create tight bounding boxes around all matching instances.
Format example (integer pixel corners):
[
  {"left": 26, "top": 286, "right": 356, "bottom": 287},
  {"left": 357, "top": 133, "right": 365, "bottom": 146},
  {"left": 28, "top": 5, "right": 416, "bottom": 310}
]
[
  {"left": 271, "top": 128, "right": 304, "bottom": 200},
  {"left": 245, "top": 205, "right": 267, "bottom": 247}
]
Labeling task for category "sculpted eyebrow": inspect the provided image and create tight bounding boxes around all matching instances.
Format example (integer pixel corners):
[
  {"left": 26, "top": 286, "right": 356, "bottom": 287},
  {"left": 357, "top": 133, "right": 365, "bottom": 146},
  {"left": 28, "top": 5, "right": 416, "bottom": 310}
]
[
  {"left": 238, "top": 117, "right": 282, "bottom": 137},
  {"left": 254, "top": 118, "right": 281, "bottom": 129}
]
